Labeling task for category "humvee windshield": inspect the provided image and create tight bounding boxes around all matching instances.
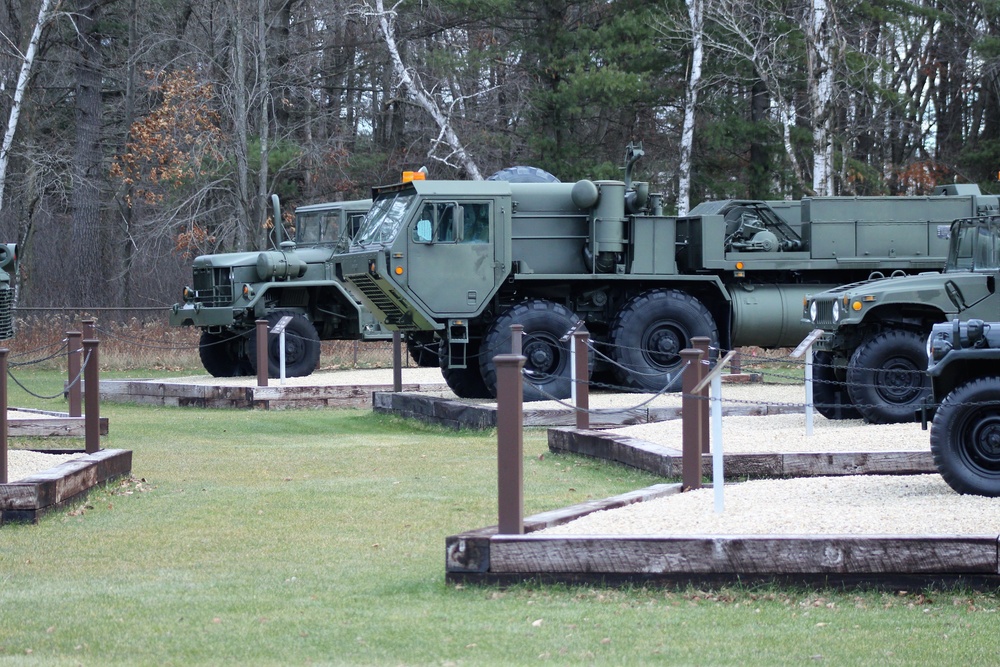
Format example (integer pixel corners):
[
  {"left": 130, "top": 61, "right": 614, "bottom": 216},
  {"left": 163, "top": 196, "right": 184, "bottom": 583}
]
[
  {"left": 354, "top": 191, "right": 416, "bottom": 245},
  {"left": 945, "top": 218, "right": 1000, "bottom": 272}
]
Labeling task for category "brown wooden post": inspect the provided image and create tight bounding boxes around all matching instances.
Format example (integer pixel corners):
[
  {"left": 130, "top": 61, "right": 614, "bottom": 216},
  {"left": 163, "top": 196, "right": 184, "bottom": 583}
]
[
  {"left": 693, "top": 337, "right": 711, "bottom": 453},
  {"left": 729, "top": 348, "right": 742, "bottom": 375},
  {"left": 392, "top": 331, "right": 402, "bottom": 392},
  {"left": 255, "top": 319, "right": 269, "bottom": 387},
  {"left": 81, "top": 318, "right": 96, "bottom": 340},
  {"left": 573, "top": 325, "right": 590, "bottom": 430},
  {"left": 67, "top": 330, "right": 82, "bottom": 417},
  {"left": 0, "top": 349, "right": 7, "bottom": 483},
  {"left": 495, "top": 353, "right": 525, "bottom": 535},
  {"left": 83, "top": 339, "right": 100, "bottom": 454},
  {"left": 681, "top": 347, "right": 705, "bottom": 491},
  {"left": 510, "top": 324, "right": 523, "bottom": 356}
]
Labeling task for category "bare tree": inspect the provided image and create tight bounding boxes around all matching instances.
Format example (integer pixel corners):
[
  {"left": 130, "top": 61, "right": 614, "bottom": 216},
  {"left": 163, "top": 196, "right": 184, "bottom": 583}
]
[
  {"left": 360, "top": 0, "right": 483, "bottom": 179},
  {"left": 0, "top": 0, "right": 56, "bottom": 212}
]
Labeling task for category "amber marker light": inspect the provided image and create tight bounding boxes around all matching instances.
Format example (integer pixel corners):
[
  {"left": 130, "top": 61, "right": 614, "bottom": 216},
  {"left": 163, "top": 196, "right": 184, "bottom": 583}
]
[
  {"left": 395, "top": 266, "right": 404, "bottom": 275},
  {"left": 852, "top": 300, "right": 863, "bottom": 311}
]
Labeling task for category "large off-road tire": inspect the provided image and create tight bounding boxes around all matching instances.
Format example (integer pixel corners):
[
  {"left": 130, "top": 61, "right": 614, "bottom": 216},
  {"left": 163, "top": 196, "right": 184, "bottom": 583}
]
[
  {"left": 608, "top": 289, "right": 718, "bottom": 392},
  {"left": 930, "top": 377, "right": 1000, "bottom": 496},
  {"left": 440, "top": 339, "right": 492, "bottom": 399},
  {"left": 845, "top": 329, "right": 930, "bottom": 424},
  {"left": 480, "top": 299, "right": 585, "bottom": 401},
  {"left": 247, "top": 311, "right": 321, "bottom": 378},
  {"left": 811, "top": 350, "right": 862, "bottom": 420},
  {"left": 199, "top": 330, "right": 248, "bottom": 378}
]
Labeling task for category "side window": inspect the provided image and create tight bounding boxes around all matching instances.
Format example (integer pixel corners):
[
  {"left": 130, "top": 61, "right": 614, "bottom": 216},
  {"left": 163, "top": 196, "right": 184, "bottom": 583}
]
[
  {"left": 412, "top": 202, "right": 460, "bottom": 243},
  {"left": 461, "top": 203, "right": 490, "bottom": 243}
]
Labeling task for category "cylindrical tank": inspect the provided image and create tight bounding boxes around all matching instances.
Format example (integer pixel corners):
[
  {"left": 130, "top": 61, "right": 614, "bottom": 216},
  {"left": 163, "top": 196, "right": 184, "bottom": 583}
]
[
  {"left": 592, "top": 181, "right": 626, "bottom": 253},
  {"left": 729, "top": 283, "right": 837, "bottom": 348}
]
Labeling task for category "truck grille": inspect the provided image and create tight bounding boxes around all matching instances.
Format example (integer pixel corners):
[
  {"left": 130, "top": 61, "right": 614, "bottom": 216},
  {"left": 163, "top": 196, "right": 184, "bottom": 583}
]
[
  {"left": 349, "top": 274, "right": 418, "bottom": 331},
  {"left": 812, "top": 300, "right": 836, "bottom": 328},
  {"left": 0, "top": 288, "right": 13, "bottom": 340},
  {"left": 191, "top": 267, "right": 234, "bottom": 307}
]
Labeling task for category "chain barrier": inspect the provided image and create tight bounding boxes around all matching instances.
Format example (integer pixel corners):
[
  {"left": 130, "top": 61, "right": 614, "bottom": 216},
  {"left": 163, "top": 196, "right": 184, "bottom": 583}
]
[{"left": 8, "top": 347, "right": 92, "bottom": 400}]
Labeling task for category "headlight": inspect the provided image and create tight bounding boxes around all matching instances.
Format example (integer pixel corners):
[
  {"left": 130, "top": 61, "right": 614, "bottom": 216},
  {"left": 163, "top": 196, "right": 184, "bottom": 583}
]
[
  {"left": 831, "top": 300, "right": 840, "bottom": 323},
  {"left": 809, "top": 301, "right": 818, "bottom": 322}
]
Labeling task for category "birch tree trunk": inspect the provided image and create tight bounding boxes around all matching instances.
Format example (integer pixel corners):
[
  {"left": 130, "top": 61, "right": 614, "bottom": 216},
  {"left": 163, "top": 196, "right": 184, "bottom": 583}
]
[
  {"left": 369, "top": 0, "right": 482, "bottom": 180},
  {"left": 256, "top": 0, "right": 271, "bottom": 249},
  {"left": 807, "top": 0, "right": 834, "bottom": 196},
  {"left": 0, "top": 0, "right": 55, "bottom": 213},
  {"left": 231, "top": 3, "right": 252, "bottom": 251},
  {"left": 677, "top": 0, "right": 704, "bottom": 215}
]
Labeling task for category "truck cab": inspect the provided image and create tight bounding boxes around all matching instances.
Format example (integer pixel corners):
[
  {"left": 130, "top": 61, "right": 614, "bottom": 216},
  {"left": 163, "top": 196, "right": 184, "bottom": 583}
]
[{"left": 170, "top": 198, "right": 394, "bottom": 378}]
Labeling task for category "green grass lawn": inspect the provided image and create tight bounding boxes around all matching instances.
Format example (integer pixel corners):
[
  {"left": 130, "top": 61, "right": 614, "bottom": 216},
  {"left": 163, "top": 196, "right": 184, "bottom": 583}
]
[{"left": 2, "top": 371, "right": 1000, "bottom": 665}]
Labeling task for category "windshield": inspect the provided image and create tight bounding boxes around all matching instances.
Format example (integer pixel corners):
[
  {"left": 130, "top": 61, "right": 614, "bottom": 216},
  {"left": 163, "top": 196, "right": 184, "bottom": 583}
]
[
  {"left": 945, "top": 217, "right": 1000, "bottom": 272},
  {"left": 294, "top": 209, "right": 343, "bottom": 245},
  {"left": 354, "top": 191, "right": 416, "bottom": 245}
]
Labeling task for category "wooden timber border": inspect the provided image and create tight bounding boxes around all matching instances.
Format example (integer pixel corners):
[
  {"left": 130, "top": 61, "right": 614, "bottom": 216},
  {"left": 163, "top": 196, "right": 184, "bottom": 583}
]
[
  {"left": 0, "top": 448, "right": 132, "bottom": 524},
  {"left": 548, "top": 427, "right": 936, "bottom": 478},
  {"left": 98, "top": 379, "right": 445, "bottom": 409},
  {"left": 373, "top": 383, "right": 780, "bottom": 430},
  {"left": 8, "top": 408, "right": 109, "bottom": 438},
  {"left": 446, "top": 481, "right": 1000, "bottom": 588}
]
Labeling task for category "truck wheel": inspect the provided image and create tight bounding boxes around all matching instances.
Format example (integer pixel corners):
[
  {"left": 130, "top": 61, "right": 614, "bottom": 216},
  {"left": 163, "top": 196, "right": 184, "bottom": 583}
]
[
  {"left": 247, "top": 311, "right": 321, "bottom": 378},
  {"left": 440, "top": 339, "right": 492, "bottom": 399},
  {"left": 480, "top": 299, "right": 585, "bottom": 401},
  {"left": 931, "top": 377, "right": 1000, "bottom": 496},
  {"left": 406, "top": 334, "right": 441, "bottom": 368},
  {"left": 609, "top": 289, "right": 718, "bottom": 392},
  {"left": 845, "top": 329, "right": 929, "bottom": 424},
  {"left": 199, "top": 331, "right": 247, "bottom": 377},
  {"left": 812, "top": 351, "right": 862, "bottom": 420}
]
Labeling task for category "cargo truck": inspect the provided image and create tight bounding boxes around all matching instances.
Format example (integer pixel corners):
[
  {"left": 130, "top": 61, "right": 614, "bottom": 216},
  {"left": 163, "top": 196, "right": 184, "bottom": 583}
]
[
  {"left": 333, "top": 144, "right": 966, "bottom": 400},
  {"left": 170, "top": 197, "right": 397, "bottom": 377}
]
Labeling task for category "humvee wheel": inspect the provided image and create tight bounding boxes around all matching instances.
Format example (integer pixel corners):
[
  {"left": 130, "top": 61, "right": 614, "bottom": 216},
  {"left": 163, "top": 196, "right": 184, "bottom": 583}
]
[
  {"left": 199, "top": 331, "right": 247, "bottom": 377},
  {"left": 609, "top": 289, "right": 718, "bottom": 393},
  {"left": 930, "top": 377, "right": 1000, "bottom": 496},
  {"left": 846, "top": 329, "right": 929, "bottom": 424},
  {"left": 812, "top": 351, "right": 862, "bottom": 420},
  {"left": 247, "top": 311, "right": 321, "bottom": 378},
  {"left": 480, "top": 299, "right": 585, "bottom": 401},
  {"left": 441, "top": 338, "right": 492, "bottom": 399}
]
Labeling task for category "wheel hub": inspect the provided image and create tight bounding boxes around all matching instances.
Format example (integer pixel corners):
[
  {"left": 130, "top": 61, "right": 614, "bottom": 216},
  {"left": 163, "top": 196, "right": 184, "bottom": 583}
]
[
  {"left": 968, "top": 415, "right": 1000, "bottom": 469},
  {"left": 874, "top": 359, "right": 924, "bottom": 404},
  {"left": 646, "top": 328, "right": 682, "bottom": 368},
  {"left": 524, "top": 341, "right": 556, "bottom": 375}
]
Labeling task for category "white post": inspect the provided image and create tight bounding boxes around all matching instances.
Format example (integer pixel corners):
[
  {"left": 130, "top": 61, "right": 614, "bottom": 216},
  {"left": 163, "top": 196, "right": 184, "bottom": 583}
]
[
  {"left": 711, "top": 371, "right": 724, "bottom": 513},
  {"left": 804, "top": 346, "right": 814, "bottom": 436},
  {"left": 570, "top": 338, "right": 577, "bottom": 405},
  {"left": 279, "top": 330, "right": 287, "bottom": 384}
]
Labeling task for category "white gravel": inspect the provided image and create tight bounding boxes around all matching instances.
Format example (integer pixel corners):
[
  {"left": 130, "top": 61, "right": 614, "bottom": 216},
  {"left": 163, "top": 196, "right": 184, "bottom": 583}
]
[
  {"left": 5, "top": 450, "right": 81, "bottom": 483},
  {"left": 538, "top": 475, "right": 1000, "bottom": 536}
]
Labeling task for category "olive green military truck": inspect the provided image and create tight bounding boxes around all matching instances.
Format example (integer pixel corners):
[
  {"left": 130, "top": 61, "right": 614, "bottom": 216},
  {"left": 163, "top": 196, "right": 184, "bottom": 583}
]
[
  {"left": 0, "top": 243, "right": 16, "bottom": 340},
  {"left": 926, "top": 317, "right": 1000, "bottom": 496},
  {"left": 803, "top": 205, "right": 1000, "bottom": 424},
  {"left": 170, "top": 197, "right": 395, "bottom": 377},
  {"left": 331, "top": 144, "right": 963, "bottom": 401}
]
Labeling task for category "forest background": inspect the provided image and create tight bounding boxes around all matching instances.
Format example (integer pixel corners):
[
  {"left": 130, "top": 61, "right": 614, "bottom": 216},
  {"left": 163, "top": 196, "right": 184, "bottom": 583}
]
[{"left": 0, "top": 0, "right": 997, "bottom": 314}]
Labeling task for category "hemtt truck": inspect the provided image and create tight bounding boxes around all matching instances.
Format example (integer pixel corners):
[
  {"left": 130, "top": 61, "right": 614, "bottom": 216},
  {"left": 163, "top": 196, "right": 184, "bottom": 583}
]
[
  {"left": 926, "top": 318, "right": 1000, "bottom": 496},
  {"left": 803, "top": 201, "right": 1000, "bottom": 424},
  {"left": 331, "top": 144, "right": 965, "bottom": 400},
  {"left": 170, "top": 197, "right": 393, "bottom": 377}
]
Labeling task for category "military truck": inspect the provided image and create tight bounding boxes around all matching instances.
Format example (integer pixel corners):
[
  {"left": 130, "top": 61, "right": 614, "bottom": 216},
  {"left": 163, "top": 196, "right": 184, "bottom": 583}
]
[
  {"left": 170, "top": 197, "right": 396, "bottom": 377},
  {"left": 803, "top": 206, "right": 1000, "bottom": 424},
  {"left": 331, "top": 144, "right": 966, "bottom": 401},
  {"left": 0, "top": 243, "right": 17, "bottom": 340},
  {"left": 926, "top": 318, "right": 1000, "bottom": 496}
]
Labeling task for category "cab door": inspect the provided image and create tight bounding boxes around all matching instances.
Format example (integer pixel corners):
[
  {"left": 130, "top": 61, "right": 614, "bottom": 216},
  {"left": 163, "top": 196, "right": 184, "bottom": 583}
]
[{"left": 404, "top": 200, "right": 497, "bottom": 315}]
